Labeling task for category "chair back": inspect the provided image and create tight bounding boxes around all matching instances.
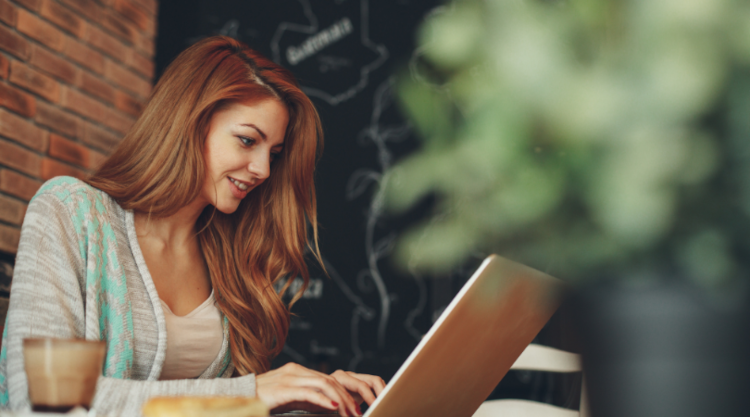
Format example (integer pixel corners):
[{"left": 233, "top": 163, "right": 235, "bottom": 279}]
[{"left": 472, "top": 344, "right": 588, "bottom": 417}]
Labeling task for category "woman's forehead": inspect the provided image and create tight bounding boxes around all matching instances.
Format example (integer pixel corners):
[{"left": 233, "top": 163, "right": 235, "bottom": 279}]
[{"left": 213, "top": 98, "right": 289, "bottom": 143}]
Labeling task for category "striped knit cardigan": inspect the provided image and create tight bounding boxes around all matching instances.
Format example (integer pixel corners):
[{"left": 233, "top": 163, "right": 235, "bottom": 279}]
[{"left": 0, "top": 177, "right": 256, "bottom": 416}]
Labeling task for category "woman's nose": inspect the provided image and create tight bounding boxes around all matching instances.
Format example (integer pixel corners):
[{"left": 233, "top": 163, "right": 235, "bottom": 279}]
[{"left": 247, "top": 153, "right": 271, "bottom": 181}]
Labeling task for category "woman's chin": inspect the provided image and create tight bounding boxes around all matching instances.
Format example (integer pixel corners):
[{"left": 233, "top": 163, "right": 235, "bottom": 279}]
[{"left": 213, "top": 202, "right": 241, "bottom": 215}]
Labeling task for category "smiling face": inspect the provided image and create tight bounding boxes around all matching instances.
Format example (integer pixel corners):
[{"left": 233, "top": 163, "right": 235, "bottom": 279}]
[{"left": 201, "top": 97, "right": 289, "bottom": 214}]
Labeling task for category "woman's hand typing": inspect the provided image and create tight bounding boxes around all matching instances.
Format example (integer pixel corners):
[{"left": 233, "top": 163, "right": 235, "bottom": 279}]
[{"left": 255, "top": 363, "right": 386, "bottom": 417}]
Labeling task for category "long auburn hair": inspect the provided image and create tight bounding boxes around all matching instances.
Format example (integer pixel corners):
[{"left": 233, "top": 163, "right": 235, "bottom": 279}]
[{"left": 87, "top": 36, "right": 323, "bottom": 375}]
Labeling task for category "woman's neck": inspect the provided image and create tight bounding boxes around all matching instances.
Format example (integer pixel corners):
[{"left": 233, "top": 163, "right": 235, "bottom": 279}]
[{"left": 133, "top": 198, "right": 208, "bottom": 250}]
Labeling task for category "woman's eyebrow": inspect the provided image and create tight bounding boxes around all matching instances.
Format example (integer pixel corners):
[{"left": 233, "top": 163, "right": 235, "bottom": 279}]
[{"left": 240, "top": 123, "right": 267, "bottom": 140}]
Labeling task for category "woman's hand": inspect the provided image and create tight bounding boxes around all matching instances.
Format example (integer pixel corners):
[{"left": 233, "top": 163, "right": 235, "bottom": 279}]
[
  {"left": 330, "top": 370, "right": 386, "bottom": 406},
  {"left": 255, "top": 363, "right": 385, "bottom": 417}
]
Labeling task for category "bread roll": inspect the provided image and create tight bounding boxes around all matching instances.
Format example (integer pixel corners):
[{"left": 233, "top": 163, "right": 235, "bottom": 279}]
[{"left": 142, "top": 396, "right": 269, "bottom": 417}]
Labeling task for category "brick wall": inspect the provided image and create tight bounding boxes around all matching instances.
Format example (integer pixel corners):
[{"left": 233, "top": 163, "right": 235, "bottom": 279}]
[
  {"left": 0, "top": 0, "right": 158, "bottom": 257},
  {"left": 0, "top": 0, "right": 159, "bottom": 335}
]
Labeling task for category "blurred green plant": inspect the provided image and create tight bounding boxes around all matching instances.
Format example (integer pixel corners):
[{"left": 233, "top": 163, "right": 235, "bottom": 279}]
[{"left": 387, "top": 0, "right": 750, "bottom": 286}]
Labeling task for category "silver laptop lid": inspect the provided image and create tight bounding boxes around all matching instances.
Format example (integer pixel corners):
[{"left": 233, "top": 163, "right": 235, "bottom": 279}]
[{"left": 364, "top": 254, "right": 564, "bottom": 417}]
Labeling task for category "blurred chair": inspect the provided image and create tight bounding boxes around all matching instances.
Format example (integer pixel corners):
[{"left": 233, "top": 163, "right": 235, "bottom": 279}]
[{"left": 472, "top": 344, "right": 588, "bottom": 417}]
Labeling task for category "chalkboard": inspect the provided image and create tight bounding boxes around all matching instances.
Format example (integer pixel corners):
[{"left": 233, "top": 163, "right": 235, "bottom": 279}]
[{"left": 156, "top": 0, "right": 580, "bottom": 408}]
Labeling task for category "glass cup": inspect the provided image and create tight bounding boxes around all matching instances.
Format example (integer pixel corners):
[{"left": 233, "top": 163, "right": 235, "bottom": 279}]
[{"left": 23, "top": 338, "right": 106, "bottom": 412}]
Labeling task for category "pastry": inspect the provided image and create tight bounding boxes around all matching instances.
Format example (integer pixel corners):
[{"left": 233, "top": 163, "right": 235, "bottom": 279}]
[{"left": 142, "top": 396, "right": 269, "bottom": 417}]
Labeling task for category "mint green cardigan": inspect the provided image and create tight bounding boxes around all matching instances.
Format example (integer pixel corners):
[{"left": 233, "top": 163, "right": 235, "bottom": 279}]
[{"left": 0, "top": 177, "right": 256, "bottom": 416}]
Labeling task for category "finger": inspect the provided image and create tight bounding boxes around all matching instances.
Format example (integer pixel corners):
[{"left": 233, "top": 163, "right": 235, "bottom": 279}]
[
  {"left": 332, "top": 371, "right": 377, "bottom": 406},
  {"left": 355, "top": 374, "right": 386, "bottom": 395},
  {"left": 293, "top": 375, "right": 359, "bottom": 416},
  {"left": 349, "top": 376, "right": 378, "bottom": 405},
  {"left": 347, "top": 372, "right": 387, "bottom": 396},
  {"left": 340, "top": 372, "right": 386, "bottom": 403}
]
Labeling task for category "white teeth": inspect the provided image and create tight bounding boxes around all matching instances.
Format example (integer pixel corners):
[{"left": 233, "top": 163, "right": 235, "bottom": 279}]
[{"left": 230, "top": 178, "right": 249, "bottom": 191}]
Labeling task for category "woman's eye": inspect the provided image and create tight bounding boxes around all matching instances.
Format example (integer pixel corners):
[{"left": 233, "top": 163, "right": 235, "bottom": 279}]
[
  {"left": 270, "top": 152, "right": 281, "bottom": 162},
  {"left": 238, "top": 136, "right": 255, "bottom": 146}
]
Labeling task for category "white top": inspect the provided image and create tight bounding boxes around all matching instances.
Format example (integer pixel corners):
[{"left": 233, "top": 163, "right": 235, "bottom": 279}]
[{"left": 159, "top": 291, "right": 224, "bottom": 380}]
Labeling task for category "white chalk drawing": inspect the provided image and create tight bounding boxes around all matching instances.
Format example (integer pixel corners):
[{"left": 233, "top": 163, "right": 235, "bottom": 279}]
[
  {"left": 317, "top": 55, "right": 352, "bottom": 73},
  {"left": 311, "top": 339, "right": 340, "bottom": 357},
  {"left": 270, "top": 0, "right": 389, "bottom": 105},
  {"left": 403, "top": 271, "right": 427, "bottom": 340},
  {"left": 286, "top": 17, "right": 354, "bottom": 65},
  {"left": 346, "top": 77, "right": 412, "bottom": 350},
  {"left": 318, "top": 259, "right": 376, "bottom": 371},
  {"left": 218, "top": 19, "right": 240, "bottom": 38},
  {"left": 274, "top": 277, "right": 325, "bottom": 300},
  {"left": 289, "top": 317, "right": 312, "bottom": 330}
]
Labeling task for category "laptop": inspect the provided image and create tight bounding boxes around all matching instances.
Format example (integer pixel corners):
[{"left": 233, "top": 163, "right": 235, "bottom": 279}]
[{"left": 362, "top": 254, "right": 564, "bottom": 417}]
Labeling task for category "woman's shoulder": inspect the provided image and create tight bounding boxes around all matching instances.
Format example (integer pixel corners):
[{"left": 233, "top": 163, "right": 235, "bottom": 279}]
[
  {"left": 33, "top": 176, "right": 115, "bottom": 207},
  {"left": 23, "top": 177, "right": 129, "bottom": 245},
  {"left": 29, "top": 176, "right": 125, "bottom": 225}
]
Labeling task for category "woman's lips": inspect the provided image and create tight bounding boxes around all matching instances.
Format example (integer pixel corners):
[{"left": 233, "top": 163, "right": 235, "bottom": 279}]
[{"left": 227, "top": 176, "right": 250, "bottom": 199}]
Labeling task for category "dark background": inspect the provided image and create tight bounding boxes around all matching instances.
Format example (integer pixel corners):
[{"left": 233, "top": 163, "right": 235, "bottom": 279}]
[{"left": 155, "top": 0, "right": 580, "bottom": 408}]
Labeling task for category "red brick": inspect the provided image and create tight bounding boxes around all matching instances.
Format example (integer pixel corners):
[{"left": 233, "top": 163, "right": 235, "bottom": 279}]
[
  {"left": 62, "top": 37, "right": 104, "bottom": 74},
  {"left": 113, "top": 0, "right": 149, "bottom": 31},
  {"left": 130, "top": 0, "right": 155, "bottom": 16},
  {"left": 0, "top": 138, "right": 42, "bottom": 176},
  {"left": 41, "top": 157, "right": 85, "bottom": 180},
  {"left": 0, "top": 55, "right": 7, "bottom": 79},
  {"left": 113, "top": 89, "right": 141, "bottom": 117},
  {"left": 29, "top": 44, "right": 79, "bottom": 84},
  {"left": 0, "top": 168, "right": 42, "bottom": 200},
  {"left": 0, "top": 24, "right": 30, "bottom": 60},
  {"left": 35, "top": 100, "right": 80, "bottom": 138},
  {"left": 9, "top": 60, "right": 60, "bottom": 102},
  {"left": 100, "top": 9, "right": 137, "bottom": 44},
  {"left": 0, "top": 0, "right": 17, "bottom": 26},
  {"left": 126, "top": 50, "right": 153, "bottom": 79},
  {"left": 60, "top": 86, "right": 106, "bottom": 123},
  {"left": 10, "top": 0, "right": 40, "bottom": 12},
  {"left": 0, "top": 223, "right": 20, "bottom": 254},
  {"left": 83, "top": 22, "right": 128, "bottom": 63},
  {"left": 0, "top": 194, "right": 26, "bottom": 224},
  {"left": 48, "top": 133, "right": 89, "bottom": 167},
  {"left": 146, "top": 12, "right": 156, "bottom": 35},
  {"left": 102, "top": 106, "right": 133, "bottom": 134},
  {"left": 16, "top": 8, "right": 65, "bottom": 51},
  {"left": 88, "top": 147, "right": 106, "bottom": 169},
  {"left": 105, "top": 60, "right": 150, "bottom": 99},
  {"left": 0, "top": 82, "right": 36, "bottom": 117},
  {"left": 0, "top": 108, "right": 48, "bottom": 152},
  {"left": 82, "top": 122, "right": 119, "bottom": 152},
  {"left": 58, "top": 0, "right": 100, "bottom": 21},
  {"left": 78, "top": 70, "right": 114, "bottom": 103},
  {"left": 134, "top": 32, "right": 153, "bottom": 57},
  {"left": 39, "top": 0, "right": 84, "bottom": 37}
]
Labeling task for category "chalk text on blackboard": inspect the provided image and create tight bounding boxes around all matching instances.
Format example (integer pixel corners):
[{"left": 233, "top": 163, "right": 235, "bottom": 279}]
[{"left": 286, "top": 17, "right": 353, "bottom": 65}]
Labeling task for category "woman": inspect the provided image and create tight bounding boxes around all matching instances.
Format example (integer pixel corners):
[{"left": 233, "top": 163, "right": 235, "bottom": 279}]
[{"left": 0, "top": 36, "right": 384, "bottom": 416}]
